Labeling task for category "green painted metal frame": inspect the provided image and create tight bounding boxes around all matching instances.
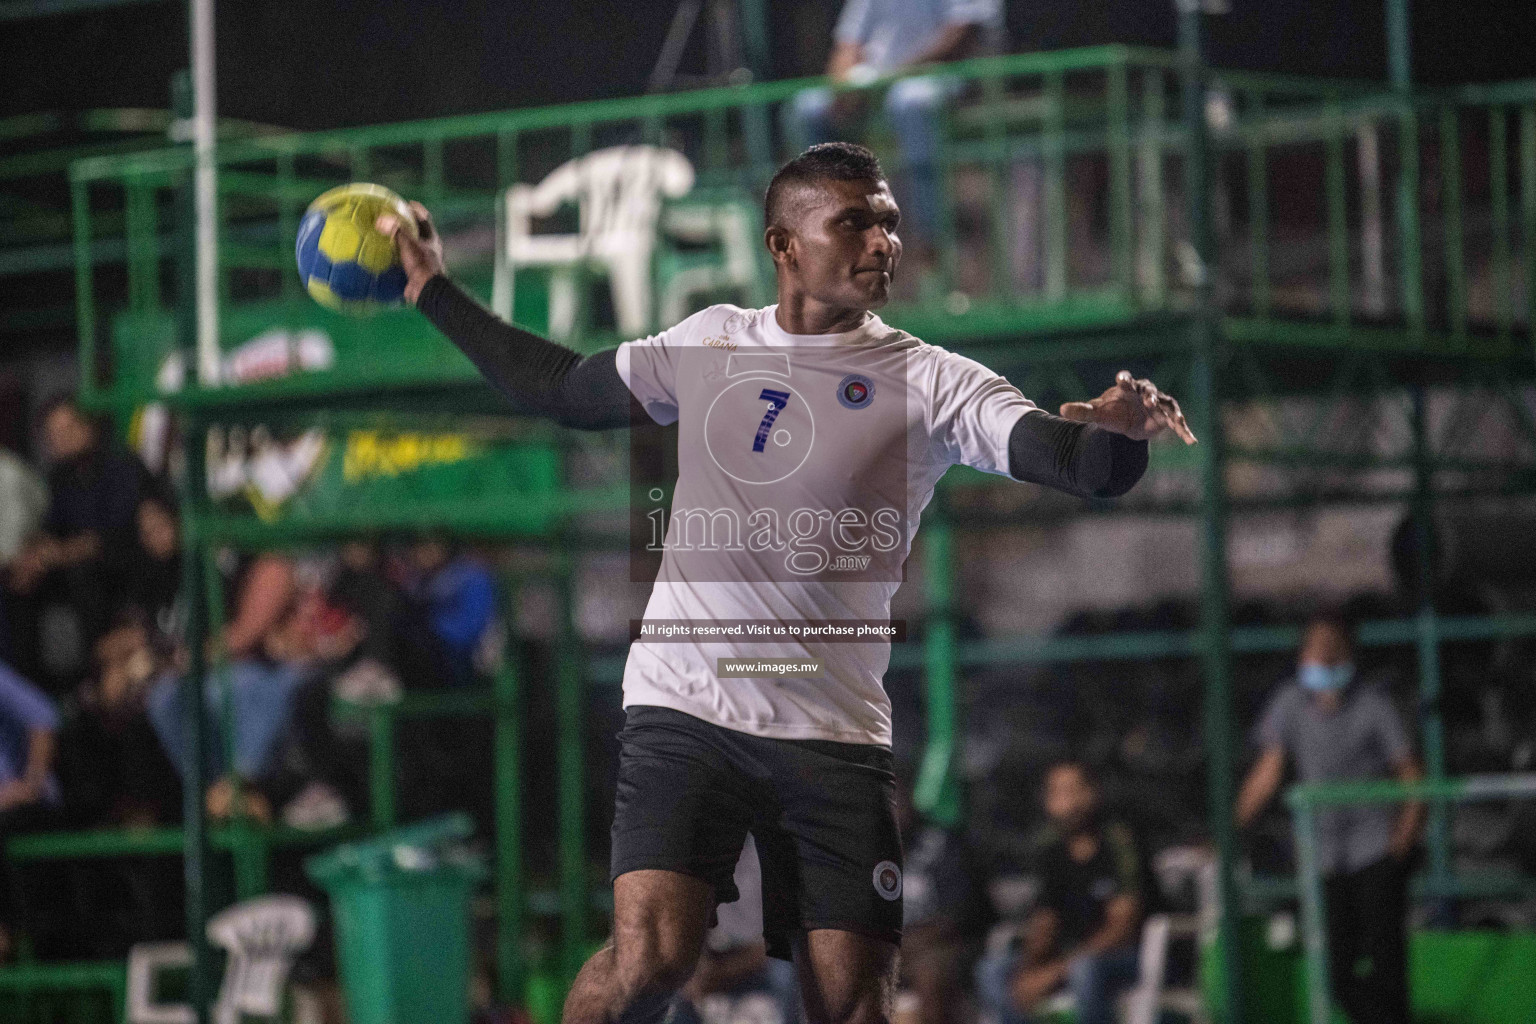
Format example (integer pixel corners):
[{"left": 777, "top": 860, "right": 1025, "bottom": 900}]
[
  {"left": 1286, "top": 774, "right": 1536, "bottom": 1024},
  {"left": 55, "top": 41, "right": 1536, "bottom": 1024}
]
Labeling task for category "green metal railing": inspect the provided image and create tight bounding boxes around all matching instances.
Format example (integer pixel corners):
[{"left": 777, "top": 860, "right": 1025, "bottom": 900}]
[
  {"left": 50, "top": 43, "right": 1536, "bottom": 1024},
  {"left": 1286, "top": 774, "right": 1536, "bottom": 1024},
  {"left": 69, "top": 47, "right": 1536, "bottom": 411}
]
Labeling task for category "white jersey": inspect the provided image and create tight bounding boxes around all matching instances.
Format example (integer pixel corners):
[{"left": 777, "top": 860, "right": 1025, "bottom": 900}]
[{"left": 616, "top": 304, "right": 1035, "bottom": 745}]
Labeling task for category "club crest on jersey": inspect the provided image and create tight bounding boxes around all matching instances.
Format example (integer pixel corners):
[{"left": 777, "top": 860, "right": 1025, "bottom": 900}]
[
  {"left": 837, "top": 373, "right": 876, "bottom": 410},
  {"left": 872, "top": 860, "right": 903, "bottom": 900}
]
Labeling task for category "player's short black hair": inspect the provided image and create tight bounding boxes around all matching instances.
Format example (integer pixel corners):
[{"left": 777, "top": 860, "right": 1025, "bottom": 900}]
[{"left": 764, "top": 142, "right": 887, "bottom": 229}]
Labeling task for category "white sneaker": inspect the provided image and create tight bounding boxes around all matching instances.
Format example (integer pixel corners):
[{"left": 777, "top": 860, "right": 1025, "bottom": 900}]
[{"left": 281, "top": 782, "right": 350, "bottom": 831}]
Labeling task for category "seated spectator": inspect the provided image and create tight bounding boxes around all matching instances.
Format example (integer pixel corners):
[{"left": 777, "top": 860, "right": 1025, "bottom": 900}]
[
  {"left": 147, "top": 552, "right": 311, "bottom": 823},
  {"left": 897, "top": 782, "right": 992, "bottom": 1024},
  {"left": 671, "top": 836, "right": 800, "bottom": 1024},
  {"left": 59, "top": 610, "right": 180, "bottom": 829},
  {"left": 328, "top": 541, "right": 448, "bottom": 691},
  {"left": 0, "top": 445, "right": 47, "bottom": 664},
  {"left": 783, "top": 0, "right": 1001, "bottom": 256},
  {"left": 403, "top": 538, "right": 497, "bottom": 687},
  {"left": 0, "top": 660, "right": 60, "bottom": 960},
  {"left": 267, "top": 543, "right": 447, "bottom": 829},
  {"left": 11, "top": 396, "right": 148, "bottom": 680},
  {"left": 125, "top": 489, "right": 182, "bottom": 638},
  {"left": 975, "top": 760, "right": 1148, "bottom": 1024}
]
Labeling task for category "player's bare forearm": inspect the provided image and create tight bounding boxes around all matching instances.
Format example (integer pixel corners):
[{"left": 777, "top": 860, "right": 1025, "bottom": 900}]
[
  {"left": 1074, "top": 895, "right": 1140, "bottom": 957},
  {"left": 378, "top": 203, "right": 639, "bottom": 430},
  {"left": 1390, "top": 757, "right": 1426, "bottom": 856},
  {"left": 1235, "top": 747, "right": 1285, "bottom": 828}
]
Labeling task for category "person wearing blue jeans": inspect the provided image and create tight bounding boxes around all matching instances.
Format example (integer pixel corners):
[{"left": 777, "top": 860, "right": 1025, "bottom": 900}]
[
  {"left": 147, "top": 659, "right": 310, "bottom": 786},
  {"left": 974, "top": 761, "right": 1148, "bottom": 1024},
  {"left": 783, "top": 0, "right": 1002, "bottom": 250}
]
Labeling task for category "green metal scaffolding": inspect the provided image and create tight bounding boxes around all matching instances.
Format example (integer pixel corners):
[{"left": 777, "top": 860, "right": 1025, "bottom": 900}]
[{"left": 39, "top": 38, "right": 1536, "bottom": 1024}]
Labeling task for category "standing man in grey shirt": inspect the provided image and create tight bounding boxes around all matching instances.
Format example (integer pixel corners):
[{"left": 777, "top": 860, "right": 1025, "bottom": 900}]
[
  {"left": 783, "top": 0, "right": 1004, "bottom": 258},
  {"left": 1235, "top": 609, "right": 1424, "bottom": 1024}
]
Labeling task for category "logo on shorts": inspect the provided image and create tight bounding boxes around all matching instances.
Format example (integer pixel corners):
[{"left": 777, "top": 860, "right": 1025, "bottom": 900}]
[
  {"left": 872, "top": 860, "right": 903, "bottom": 901},
  {"left": 837, "top": 373, "right": 876, "bottom": 410}
]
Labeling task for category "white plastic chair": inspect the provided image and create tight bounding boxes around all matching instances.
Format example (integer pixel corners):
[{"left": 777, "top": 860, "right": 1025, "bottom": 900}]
[
  {"left": 126, "top": 895, "right": 317, "bottom": 1024},
  {"left": 655, "top": 192, "right": 770, "bottom": 327},
  {"left": 492, "top": 145, "right": 695, "bottom": 339},
  {"left": 1122, "top": 913, "right": 1207, "bottom": 1024}
]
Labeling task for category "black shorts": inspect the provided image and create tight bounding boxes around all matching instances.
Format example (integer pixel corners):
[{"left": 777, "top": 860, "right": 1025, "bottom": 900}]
[{"left": 610, "top": 706, "right": 904, "bottom": 960}]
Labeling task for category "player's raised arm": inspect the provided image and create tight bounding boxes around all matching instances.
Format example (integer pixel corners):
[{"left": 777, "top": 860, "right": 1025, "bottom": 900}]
[
  {"left": 1006, "top": 372, "right": 1194, "bottom": 500},
  {"left": 377, "top": 203, "right": 642, "bottom": 431}
]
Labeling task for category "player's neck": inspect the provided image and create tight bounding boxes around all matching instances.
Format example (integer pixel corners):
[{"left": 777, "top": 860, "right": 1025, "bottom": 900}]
[{"left": 773, "top": 293, "right": 870, "bottom": 336}]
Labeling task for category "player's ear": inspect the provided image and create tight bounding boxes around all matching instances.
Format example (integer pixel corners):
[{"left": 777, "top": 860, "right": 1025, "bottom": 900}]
[{"left": 764, "top": 224, "right": 794, "bottom": 269}]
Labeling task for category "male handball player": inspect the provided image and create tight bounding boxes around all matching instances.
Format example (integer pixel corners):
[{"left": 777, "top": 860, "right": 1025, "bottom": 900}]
[{"left": 379, "top": 142, "right": 1195, "bottom": 1024}]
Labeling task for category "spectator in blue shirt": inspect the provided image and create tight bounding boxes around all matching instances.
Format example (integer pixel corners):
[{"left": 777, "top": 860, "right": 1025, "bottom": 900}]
[
  {"left": 784, "top": 0, "right": 1002, "bottom": 253},
  {"left": 406, "top": 538, "right": 497, "bottom": 687},
  {"left": 0, "top": 660, "right": 60, "bottom": 959}
]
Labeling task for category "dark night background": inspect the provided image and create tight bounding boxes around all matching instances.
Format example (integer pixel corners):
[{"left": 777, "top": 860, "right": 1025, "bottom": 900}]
[{"left": 3, "top": 0, "right": 1534, "bottom": 130}]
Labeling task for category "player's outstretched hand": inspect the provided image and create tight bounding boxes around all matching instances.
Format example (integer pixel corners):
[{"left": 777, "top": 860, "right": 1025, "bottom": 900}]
[
  {"left": 1059, "top": 370, "right": 1197, "bottom": 444},
  {"left": 376, "top": 201, "right": 444, "bottom": 306}
]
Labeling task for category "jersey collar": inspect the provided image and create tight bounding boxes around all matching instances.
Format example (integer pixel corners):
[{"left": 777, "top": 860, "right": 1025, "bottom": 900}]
[{"left": 763, "top": 304, "right": 884, "bottom": 345}]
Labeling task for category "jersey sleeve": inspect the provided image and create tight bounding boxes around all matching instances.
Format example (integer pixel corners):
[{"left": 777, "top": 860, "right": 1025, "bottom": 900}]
[
  {"left": 925, "top": 347, "right": 1039, "bottom": 475},
  {"left": 615, "top": 308, "right": 712, "bottom": 426}
]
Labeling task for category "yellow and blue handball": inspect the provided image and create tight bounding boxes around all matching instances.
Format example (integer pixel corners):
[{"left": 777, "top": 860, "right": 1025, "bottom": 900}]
[{"left": 295, "top": 183, "right": 417, "bottom": 313}]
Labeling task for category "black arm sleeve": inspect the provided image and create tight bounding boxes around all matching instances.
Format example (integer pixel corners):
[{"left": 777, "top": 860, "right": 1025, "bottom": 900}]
[
  {"left": 1007, "top": 409, "right": 1148, "bottom": 499},
  {"left": 416, "top": 274, "right": 641, "bottom": 430}
]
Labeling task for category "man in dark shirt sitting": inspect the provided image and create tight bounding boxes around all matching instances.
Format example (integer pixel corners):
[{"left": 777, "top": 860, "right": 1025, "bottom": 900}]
[
  {"left": 12, "top": 396, "right": 149, "bottom": 679},
  {"left": 975, "top": 760, "right": 1147, "bottom": 1024}
]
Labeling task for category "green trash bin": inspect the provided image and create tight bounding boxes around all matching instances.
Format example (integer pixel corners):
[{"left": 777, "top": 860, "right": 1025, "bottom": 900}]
[{"left": 306, "top": 813, "right": 486, "bottom": 1024}]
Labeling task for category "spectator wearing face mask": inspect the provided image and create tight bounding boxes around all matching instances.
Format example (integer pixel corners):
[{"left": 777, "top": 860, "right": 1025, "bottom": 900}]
[{"left": 1235, "top": 608, "right": 1424, "bottom": 1024}]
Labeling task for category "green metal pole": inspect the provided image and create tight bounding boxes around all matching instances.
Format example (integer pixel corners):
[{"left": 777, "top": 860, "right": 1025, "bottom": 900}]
[
  {"left": 1139, "top": 70, "right": 1167, "bottom": 307},
  {"left": 1292, "top": 802, "right": 1331, "bottom": 1024},
  {"left": 1388, "top": 0, "right": 1423, "bottom": 337},
  {"left": 1180, "top": 3, "right": 1242, "bottom": 1021},
  {"left": 1519, "top": 106, "right": 1536, "bottom": 362},
  {"left": 1324, "top": 101, "right": 1350, "bottom": 329},
  {"left": 556, "top": 556, "right": 587, "bottom": 985},
  {"left": 1410, "top": 386, "right": 1451, "bottom": 895},
  {"left": 1439, "top": 107, "right": 1466, "bottom": 343},
  {"left": 494, "top": 576, "right": 526, "bottom": 1005},
  {"left": 1246, "top": 92, "right": 1270, "bottom": 320},
  {"left": 172, "top": 65, "right": 212, "bottom": 1024},
  {"left": 71, "top": 177, "right": 97, "bottom": 405},
  {"left": 178, "top": 415, "right": 213, "bottom": 1024},
  {"left": 1398, "top": 109, "right": 1424, "bottom": 337},
  {"left": 368, "top": 705, "right": 397, "bottom": 831},
  {"left": 1044, "top": 70, "right": 1068, "bottom": 303},
  {"left": 1489, "top": 107, "right": 1511, "bottom": 346},
  {"left": 735, "top": 0, "right": 769, "bottom": 83},
  {"left": 1386, "top": 0, "right": 1412, "bottom": 92},
  {"left": 915, "top": 512, "right": 960, "bottom": 827},
  {"left": 1108, "top": 58, "right": 1133, "bottom": 299}
]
